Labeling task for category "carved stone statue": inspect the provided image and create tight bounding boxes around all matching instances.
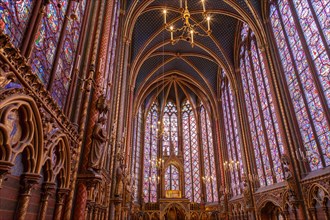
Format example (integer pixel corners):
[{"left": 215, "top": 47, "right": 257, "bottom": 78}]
[
  {"left": 0, "top": 63, "right": 15, "bottom": 88},
  {"left": 124, "top": 175, "right": 132, "bottom": 203},
  {"left": 281, "top": 154, "right": 297, "bottom": 202},
  {"left": 88, "top": 117, "right": 107, "bottom": 173},
  {"left": 115, "top": 163, "right": 125, "bottom": 197},
  {"left": 242, "top": 174, "right": 252, "bottom": 209}
]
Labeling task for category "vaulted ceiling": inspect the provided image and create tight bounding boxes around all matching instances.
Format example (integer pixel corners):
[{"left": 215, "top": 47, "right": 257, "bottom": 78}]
[{"left": 124, "top": 0, "right": 265, "bottom": 112}]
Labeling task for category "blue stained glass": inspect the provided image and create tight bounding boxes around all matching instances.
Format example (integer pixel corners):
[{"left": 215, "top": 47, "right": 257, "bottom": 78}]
[
  {"left": 240, "top": 23, "right": 284, "bottom": 187},
  {"left": 270, "top": 0, "right": 330, "bottom": 170},
  {"left": 52, "top": 0, "right": 87, "bottom": 108},
  {"left": 31, "top": 0, "right": 69, "bottom": 86},
  {"left": 0, "top": 0, "right": 34, "bottom": 47}
]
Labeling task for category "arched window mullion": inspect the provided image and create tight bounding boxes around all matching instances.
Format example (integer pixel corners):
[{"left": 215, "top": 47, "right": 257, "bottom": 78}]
[
  {"left": 188, "top": 111, "right": 195, "bottom": 202},
  {"left": 287, "top": 0, "right": 330, "bottom": 119},
  {"left": 304, "top": 0, "right": 330, "bottom": 57},
  {"left": 254, "top": 38, "right": 284, "bottom": 177},
  {"left": 204, "top": 109, "right": 214, "bottom": 201},
  {"left": 223, "top": 86, "right": 237, "bottom": 195},
  {"left": 242, "top": 49, "right": 267, "bottom": 186},
  {"left": 205, "top": 110, "right": 215, "bottom": 201},
  {"left": 248, "top": 39, "right": 277, "bottom": 184},
  {"left": 226, "top": 82, "right": 241, "bottom": 194},
  {"left": 254, "top": 38, "right": 282, "bottom": 150},
  {"left": 273, "top": 3, "right": 326, "bottom": 168}
]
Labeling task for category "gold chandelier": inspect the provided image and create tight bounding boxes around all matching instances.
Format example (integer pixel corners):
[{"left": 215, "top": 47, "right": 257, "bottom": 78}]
[{"left": 163, "top": 0, "right": 212, "bottom": 47}]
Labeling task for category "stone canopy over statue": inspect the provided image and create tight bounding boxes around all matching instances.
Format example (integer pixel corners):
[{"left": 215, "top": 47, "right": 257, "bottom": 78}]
[{"left": 88, "top": 117, "right": 107, "bottom": 173}]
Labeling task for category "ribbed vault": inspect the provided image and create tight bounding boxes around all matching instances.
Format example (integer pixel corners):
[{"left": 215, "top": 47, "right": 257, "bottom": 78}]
[{"left": 125, "top": 0, "right": 265, "bottom": 112}]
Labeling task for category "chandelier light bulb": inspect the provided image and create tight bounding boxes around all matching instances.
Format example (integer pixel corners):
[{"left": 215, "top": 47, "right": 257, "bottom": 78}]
[
  {"left": 207, "top": 16, "right": 211, "bottom": 31},
  {"left": 163, "top": 9, "right": 167, "bottom": 24},
  {"left": 201, "top": 0, "right": 206, "bottom": 12}
]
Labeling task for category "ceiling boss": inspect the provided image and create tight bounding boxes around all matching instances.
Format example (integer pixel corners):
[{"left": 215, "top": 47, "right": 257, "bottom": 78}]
[{"left": 163, "top": 0, "right": 212, "bottom": 47}]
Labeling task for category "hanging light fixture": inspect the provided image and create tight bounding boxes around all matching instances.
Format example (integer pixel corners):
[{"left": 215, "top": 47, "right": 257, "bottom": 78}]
[{"left": 163, "top": 0, "right": 212, "bottom": 47}]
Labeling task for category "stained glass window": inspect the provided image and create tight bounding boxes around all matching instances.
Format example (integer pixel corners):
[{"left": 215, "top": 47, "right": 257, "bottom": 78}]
[
  {"left": 132, "top": 107, "right": 143, "bottom": 202},
  {"left": 221, "top": 74, "right": 243, "bottom": 197},
  {"left": 240, "top": 23, "right": 284, "bottom": 187},
  {"left": 0, "top": 0, "right": 34, "bottom": 47},
  {"left": 52, "top": 0, "right": 87, "bottom": 108},
  {"left": 30, "top": 0, "right": 69, "bottom": 85},
  {"left": 163, "top": 101, "right": 178, "bottom": 155},
  {"left": 182, "top": 100, "right": 201, "bottom": 203},
  {"left": 165, "top": 165, "right": 180, "bottom": 191},
  {"left": 143, "top": 102, "right": 159, "bottom": 203},
  {"left": 270, "top": 0, "right": 330, "bottom": 171},
  {"left": 200, "top": 104, "right": 218, "bottom": 202}
]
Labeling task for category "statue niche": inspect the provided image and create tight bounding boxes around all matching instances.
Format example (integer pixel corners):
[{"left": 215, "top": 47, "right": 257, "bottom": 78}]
[{"left": 88, "top": 117, "right": 107, "bottom": 173}]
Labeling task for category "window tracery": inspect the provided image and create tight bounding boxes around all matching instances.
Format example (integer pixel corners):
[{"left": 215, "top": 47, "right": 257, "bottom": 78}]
[
  {"left": 143, "top": 102, "right": 159, "bottom": 203},
  {"left": 132, "top": 107, "right": 143, "bottom": 202},
  {"left": 240, "top": 23, "right": 284, "bottom": 187},
  {"left": 182, "top": 100, "right": 202, "bottom": 203},
  {"left": 52, "top": 0, "right": 87, "bottom": 108},
  {"left": 0, "top": 0, "right": 34, "bottom": 47},
  {"left": 270, "top": 0, "right": 330, "bottom": 171},
  {"left": 165, "top": 165, "right": 180, "bottom": 191},
  {"left": 163, "top": 101, "right": 178, "bottom": 155},
  {"left": 221, "top": 75, "right": 243, "bottom": 196},
  {"left": 30, "top": 0, "right": 69, "bottom": 85},
  {"left": 200, "top": 104, "right": 218, "bottom": 202}
]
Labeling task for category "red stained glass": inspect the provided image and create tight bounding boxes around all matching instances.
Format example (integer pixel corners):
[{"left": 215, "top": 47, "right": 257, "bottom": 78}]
[
  {"left": 270, "top": 0, "right": 330, "bottom": 170},
  {"left": 143, "top": 102, "right": 159, "bottom": 203},
  {"left": 52, "top": 0, "right": 87, "bottom": 108},
  {"left": 240, "top": 24, "right": 284, "bottom": 187},
  {"left": 0, "top": 0, "right": 34, "bottom": 47},
  {"left": 31, "top": 0, "right": 69, "bottom": 85},
  {"left": 182, "top": 100, "right": 201, "bottom": 203}
]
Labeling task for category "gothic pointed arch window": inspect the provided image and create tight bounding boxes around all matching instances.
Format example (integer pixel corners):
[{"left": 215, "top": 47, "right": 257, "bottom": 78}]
[
  {"left": 30, "top": 0, "right": 69, "bottom": 85},
  {"left": 269, "top": 0, "right": 330, "bottom": 171},
  {"left": 165, "top": 165, "right": 180, "bottom": 191},
  {"left": 132, "top": 106, "right": 143, "bottom": 202},
  {"left": 0, "top": 0, "right": 35, "bottom": 47},
  {"left": 52, "top": 0, "right": 87, "bottom": 108},
  {"left": 221, "top": 73, "right": 244, "bottom": 196},
  {"left": 182, "top": 100, "right": 202, "bottom": 203},
  {"left": 143, "top": 102, "right": 159, "bottom": 203},
  {"left": 240, "top": 23, "right": 284, "bottom": 187},
  {"left": 200, "top": 103, "right": 218, "bottom": 202},
  {"left": 162, "top": 101, "right": 179, "bottom": 156}
]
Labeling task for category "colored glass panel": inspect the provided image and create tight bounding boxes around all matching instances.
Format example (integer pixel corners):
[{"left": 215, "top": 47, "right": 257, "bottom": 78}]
[
  {"left": 52, "top": 0, "right": 87, "bottom": 108},
  {"left": 270, "top": 0, "right": 330, "bottom": 170},
  {"left": 240, "top": 24, "right": 284, "bottom": 187},
  {"left": 132, "top": 107, "right": 142, "bottom": 202},
  {"left": 143, "top": 103, "right": 159, "bottom": 203},
  {"left": 182, "top": 100, "right": 201, "bottom": 203},
  {"left": 0, "top": 0, "right": 34, "bottom": 47},
  {"left": 165, "top": 165, "right": 180, "bottom": 190},
  {"left": 200, "top": 105, "right": 218, "bottom": 202},
  {"left": 31, "top": 0, "right": 68, "bottom": 85},
  {"left": 221, "top": 76, "right": 243, "bottom": 196},
  {"left": 163, "top": 101, "right": 178, "bottom": 155}
]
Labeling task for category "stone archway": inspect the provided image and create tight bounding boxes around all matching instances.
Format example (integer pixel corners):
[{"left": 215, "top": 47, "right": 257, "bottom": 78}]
[
  {"left": 260, "top": 201, "right": 284, "bottom": 220},
  {"left": 163, "top": 203, "right": 187, "bottom": 220}
]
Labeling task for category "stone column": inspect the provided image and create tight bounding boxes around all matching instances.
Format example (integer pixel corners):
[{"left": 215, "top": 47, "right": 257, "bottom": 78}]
[
  {"left": 38, "top": 182, "right": 55, "bottom": 220},
  {"left": 73, "top": 182, "right": 88, "bottom": 220},
  {"left": 54, "top": 189, "right": 69, "bottom": 220},
  {"left": 15, "top": 173, "right": 40, "bottom": 220}
]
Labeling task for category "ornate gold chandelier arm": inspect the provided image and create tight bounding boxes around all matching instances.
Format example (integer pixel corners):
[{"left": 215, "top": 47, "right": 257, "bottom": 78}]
[{"left": 163, "top": 1, "right": 212, "bottom": 47}]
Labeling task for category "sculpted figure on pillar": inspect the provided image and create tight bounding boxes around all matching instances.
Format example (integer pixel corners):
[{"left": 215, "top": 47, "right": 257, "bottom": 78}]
[
  {"left": 88, "top": 117, "right": 107, "bottom": 173},
  {"left": 242, "top": 174, "right": 253, "bottom": 209},
  {"left": 115, "top": 163, "right": 125, "bottom": 198},
  {"left": 0, "top": 62, "right": 15, "bottom": 88},
  {"left": 124, "top": 175, "right": 132, "bottom": 204},
  {"left": 281, "top": 154, "right": 298, "bottom": 203}
]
